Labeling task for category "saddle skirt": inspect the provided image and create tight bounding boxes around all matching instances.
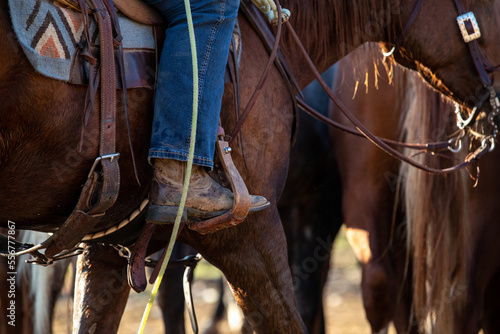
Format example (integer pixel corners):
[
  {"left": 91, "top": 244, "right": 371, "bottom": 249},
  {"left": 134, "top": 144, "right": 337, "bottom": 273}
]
[{"left": 8, "top": 0, "right": 156, "bottom": 88}]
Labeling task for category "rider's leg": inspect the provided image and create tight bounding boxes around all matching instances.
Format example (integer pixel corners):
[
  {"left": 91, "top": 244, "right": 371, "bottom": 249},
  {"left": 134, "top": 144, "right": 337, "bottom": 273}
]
[{"left": 143, "top": 0, "right": 269, "bottom": 223}]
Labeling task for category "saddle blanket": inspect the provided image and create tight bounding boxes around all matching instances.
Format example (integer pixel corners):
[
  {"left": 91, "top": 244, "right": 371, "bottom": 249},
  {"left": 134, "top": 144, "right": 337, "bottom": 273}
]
[{"left": 8, "top": 0, "right": 156, "bottom": 82}]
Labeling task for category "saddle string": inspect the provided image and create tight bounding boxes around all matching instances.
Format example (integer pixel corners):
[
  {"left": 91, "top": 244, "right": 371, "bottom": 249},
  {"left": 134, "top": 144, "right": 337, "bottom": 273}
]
[{"left": 77, "top": 0, "right": 97, "bottom": 150}]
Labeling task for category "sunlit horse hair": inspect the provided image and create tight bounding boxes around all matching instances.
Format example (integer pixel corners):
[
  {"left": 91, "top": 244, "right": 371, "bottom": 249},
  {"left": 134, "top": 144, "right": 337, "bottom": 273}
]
[{"left": 401, "top": 72, "right": 469, "bottom": 333}]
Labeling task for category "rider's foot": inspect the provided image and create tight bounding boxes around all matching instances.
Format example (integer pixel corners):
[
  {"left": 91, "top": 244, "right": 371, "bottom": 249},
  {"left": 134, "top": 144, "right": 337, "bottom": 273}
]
[{"left": 146, "top": 158, "right": 270, "bottom": 224}]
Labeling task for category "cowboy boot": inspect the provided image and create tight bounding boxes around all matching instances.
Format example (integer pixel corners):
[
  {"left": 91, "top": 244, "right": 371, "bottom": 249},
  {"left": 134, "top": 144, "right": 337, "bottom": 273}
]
[{"left": 146, "top": 158, "right": 270, "bottom": 224}]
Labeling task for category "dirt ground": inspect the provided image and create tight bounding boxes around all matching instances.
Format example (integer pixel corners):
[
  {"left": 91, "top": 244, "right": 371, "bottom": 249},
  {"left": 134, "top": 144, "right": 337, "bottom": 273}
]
[{"left": 53, "top": 230, "right": 397, "bottom": 334}]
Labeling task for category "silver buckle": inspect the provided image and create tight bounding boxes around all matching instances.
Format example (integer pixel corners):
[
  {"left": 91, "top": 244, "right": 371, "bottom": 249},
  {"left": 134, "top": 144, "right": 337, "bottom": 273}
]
[
  {"left": 88, "top": 153, "right": 120, "bottom": 178},
  {"left": 457, "top": 12, "right": 481, "bottom": 43}
]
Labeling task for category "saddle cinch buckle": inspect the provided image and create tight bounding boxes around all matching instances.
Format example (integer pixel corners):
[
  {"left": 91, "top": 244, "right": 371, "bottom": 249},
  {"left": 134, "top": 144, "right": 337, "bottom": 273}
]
[{"left": 88, "top": 153, "right": 120, "bottom": 178}]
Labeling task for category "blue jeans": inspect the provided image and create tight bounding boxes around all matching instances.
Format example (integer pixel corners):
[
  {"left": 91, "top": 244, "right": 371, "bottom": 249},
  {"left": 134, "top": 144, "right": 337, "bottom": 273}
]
[{"left": 144, "top": 0, "right": 239, "bottom": 168}]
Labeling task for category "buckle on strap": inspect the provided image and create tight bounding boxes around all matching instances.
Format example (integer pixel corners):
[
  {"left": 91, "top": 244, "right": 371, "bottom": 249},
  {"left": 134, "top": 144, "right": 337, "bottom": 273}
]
[
  {"left": 88, "top": 153, "right": 120, "bottom": 178},
  {"left": 457, "top": 12, "right": 481, "bottom": 42}
]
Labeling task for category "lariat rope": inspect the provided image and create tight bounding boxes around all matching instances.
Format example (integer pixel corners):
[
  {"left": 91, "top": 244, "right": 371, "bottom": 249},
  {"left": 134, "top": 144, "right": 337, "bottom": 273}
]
[
  {"left": 138, "top": 1, "right": 287, "bottom": 331},
  {"left": 137, "top": 0, "right": 199, "bottom": 332},
  {"left": 251, "top": 0, "right": 290, "bottom": 25}
]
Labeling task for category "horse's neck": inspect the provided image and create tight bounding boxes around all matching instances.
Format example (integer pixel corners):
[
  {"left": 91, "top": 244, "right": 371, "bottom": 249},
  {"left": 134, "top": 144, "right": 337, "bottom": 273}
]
[{"left": 280, "top": 2, "right": 340, "bottom": 88}]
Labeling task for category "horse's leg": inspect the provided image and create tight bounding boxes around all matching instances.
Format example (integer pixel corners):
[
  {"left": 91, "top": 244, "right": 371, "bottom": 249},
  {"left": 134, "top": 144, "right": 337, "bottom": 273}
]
[
  {"left": 279, "top": 68, "right": 342, "bottom": 334},
  {"left": 342, "top": 194, "right": 394, "bottom": 331},
  {"left": 454, "top": 150, "right": 500, "bottom": 334},
  {"left": 279, "top": 135, "right": 342, "bottom": 334},
  {"left": 157, "top": 242, "right": 196, "bottom": 334},
  {"left": 72, "top": 244, "right": 130, "bottom": 334},
  {"left": 182, "top": 207, "right": 307, "bottom": 333},
  {"left": 454, "top": 228, "right": 489, "bottom": 334},
  {"left": 285, "top": 213, "right": 339, "bottom": 334},
  {"left": 475, "top": 157, "right": 500, "bottom": 334},
  {"left": 330, "top": 52, "right": 416, "bottom": 333},
  {"left": 0, "top": 230, "right": 71, "bottom": 334},
  {"left": 18, "top": 231, "right": 72, "bottom": 334}
]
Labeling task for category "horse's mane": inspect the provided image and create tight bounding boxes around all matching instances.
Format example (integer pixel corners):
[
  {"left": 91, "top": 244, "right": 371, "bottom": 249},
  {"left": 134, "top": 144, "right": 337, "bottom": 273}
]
[
  {"left": 400, "top": 71, "right": 469, "bottom": 333},
  {"left": 331, "top": 0, "right": 402, "bottom": 54},
  {"left": 280, "top": 0, "right": 402, "bottom": 69}
]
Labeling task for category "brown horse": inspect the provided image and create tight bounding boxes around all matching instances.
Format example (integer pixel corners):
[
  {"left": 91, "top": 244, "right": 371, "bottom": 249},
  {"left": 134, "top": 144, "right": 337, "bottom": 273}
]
[
  {"left": 1, "top": 0, "right": 499, "bottom": 333},
  {"left": 283, "top": 46, "right": 419, "bottom": 334},
  {"left": 329, "top": 48, "right": 417, "bottom": 334},
  {"left": 289, "top": 42, "right": 471, "bottom": 334}
]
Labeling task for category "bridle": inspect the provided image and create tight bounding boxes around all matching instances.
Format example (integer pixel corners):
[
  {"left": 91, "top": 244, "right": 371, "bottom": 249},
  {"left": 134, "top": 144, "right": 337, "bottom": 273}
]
[
  {"left": 287, "top": 0, "right": 500, "bottom": 174},
  {"left": 452, "top": 0, "right": 500, "bottom": 146}
]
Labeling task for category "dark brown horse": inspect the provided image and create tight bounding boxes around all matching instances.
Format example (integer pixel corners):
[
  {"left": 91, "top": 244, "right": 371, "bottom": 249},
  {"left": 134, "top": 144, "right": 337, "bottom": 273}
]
[
  {"left": 279, "top": 66, "right": 343, "bottom": 334},
  {"left": 455, "top": 131, "right": 500, "bottom": 334},
  {"left": 329, "top": 48, "right": 417, "bottom": 334},
  {"left": 1, "top": 0, "right": 499, "bottom": 333}
]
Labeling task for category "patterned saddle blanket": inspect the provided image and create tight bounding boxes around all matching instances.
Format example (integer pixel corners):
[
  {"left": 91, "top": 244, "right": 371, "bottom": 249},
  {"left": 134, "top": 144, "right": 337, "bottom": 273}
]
[{"left": 8, "top": 0, "right": 156, "bottom": 87}]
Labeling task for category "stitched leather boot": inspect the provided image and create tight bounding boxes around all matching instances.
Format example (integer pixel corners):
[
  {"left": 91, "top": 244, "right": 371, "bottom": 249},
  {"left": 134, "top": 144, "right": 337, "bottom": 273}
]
[{"left": 146, "top": 159, "right": 270, "bottom": 224}]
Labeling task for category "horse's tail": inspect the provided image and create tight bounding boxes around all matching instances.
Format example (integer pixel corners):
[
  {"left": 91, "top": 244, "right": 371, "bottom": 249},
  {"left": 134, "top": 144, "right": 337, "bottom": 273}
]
[
  {"left": 400, "top": 72, "right": 469, "bottom": 333},
  {"left": 18, "top": 231, "right": 71, "bottom": 334}
]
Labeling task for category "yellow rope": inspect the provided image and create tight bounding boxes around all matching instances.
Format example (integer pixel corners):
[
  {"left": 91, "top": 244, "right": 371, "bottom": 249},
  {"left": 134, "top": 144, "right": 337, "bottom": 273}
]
[
  {"left": 137, "top": 0, "right": 198, "bottom": 331},
  {"left": 251, "top": 0, "right": 290, "bottom": 25}
]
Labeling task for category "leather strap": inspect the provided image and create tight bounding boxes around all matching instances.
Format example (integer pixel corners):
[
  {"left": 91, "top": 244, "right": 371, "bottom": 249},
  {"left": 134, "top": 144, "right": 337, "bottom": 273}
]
[
  {"left": 296, "top": 97, "right": 461, "bottom": 151},
  {"left": 453, "top": 0, "right": 493, "bottom": 87},
  {"left": 128, "top": 222, "right": 156, "bottom": 292},
  {"left": 45, "top": 0, "right": 121, "bottom": 258},
  {"left": 396, "top": 0, "right": 423, "bottom": 45},
  {"left": 92, "top": 0, "right": 120, "bottom": 213}
]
